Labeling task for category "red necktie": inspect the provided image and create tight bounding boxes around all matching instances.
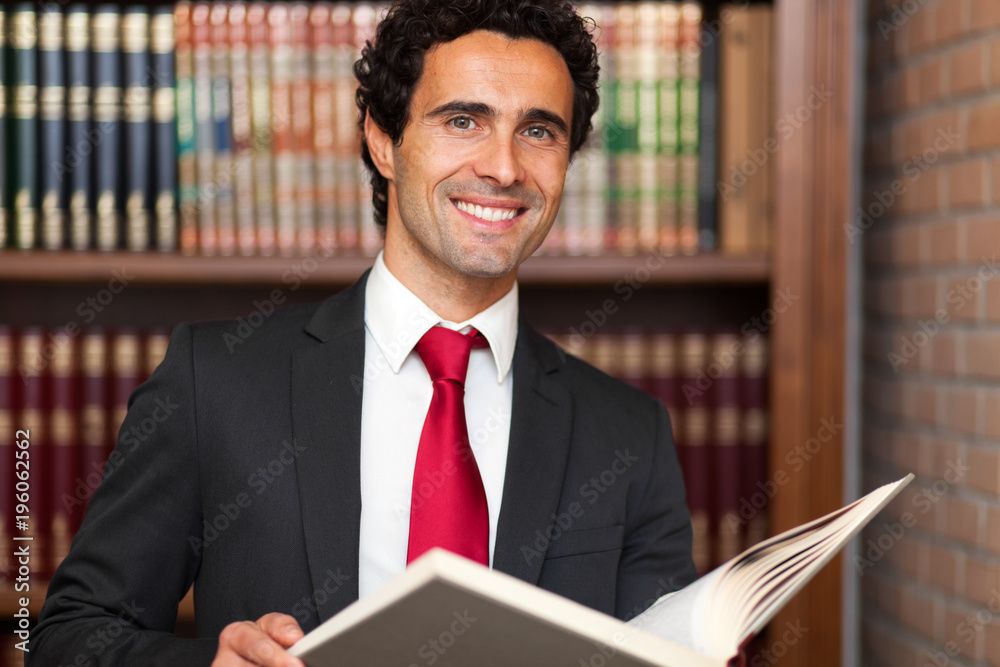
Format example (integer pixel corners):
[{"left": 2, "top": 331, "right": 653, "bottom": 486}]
[{"left": 406, "top": 326, "right": 490, "bottom": 565}]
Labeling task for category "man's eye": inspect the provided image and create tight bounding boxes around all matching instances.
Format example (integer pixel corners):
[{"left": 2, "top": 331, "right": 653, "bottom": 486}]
[
  {"left": 525, "top": 126, "right": 551, "bottom": 139},
  {"left": 450, "top": 116, "right": 477, "bottom": 130}
]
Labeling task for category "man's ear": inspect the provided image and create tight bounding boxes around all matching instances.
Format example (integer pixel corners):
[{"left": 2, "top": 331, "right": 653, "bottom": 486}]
[{"left": 364, "top": 113, "right": 396, "bottom": 181}]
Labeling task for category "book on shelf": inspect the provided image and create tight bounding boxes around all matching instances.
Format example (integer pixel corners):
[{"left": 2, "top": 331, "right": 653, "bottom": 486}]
[{"left": 287, "top": 474, "right": 913, "bottom": 667}]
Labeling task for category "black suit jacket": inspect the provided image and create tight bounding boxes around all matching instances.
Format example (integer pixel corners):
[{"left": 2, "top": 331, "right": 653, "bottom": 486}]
[{"left": 30, "top": 272, "right": 696, "bottom": 665}]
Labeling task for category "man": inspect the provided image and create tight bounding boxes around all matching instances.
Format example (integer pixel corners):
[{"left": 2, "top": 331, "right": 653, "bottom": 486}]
[{"left": 30, "top": 1, "right": 696, "bottom": 665}]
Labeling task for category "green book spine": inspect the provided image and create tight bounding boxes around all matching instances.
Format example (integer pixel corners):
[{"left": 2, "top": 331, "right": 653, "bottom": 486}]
[
  {"left": 11, "top": 6, "right": 38, "bottom": 250},
  {"left": 678, "top": 3, "right": 701, "bottom": 256}
]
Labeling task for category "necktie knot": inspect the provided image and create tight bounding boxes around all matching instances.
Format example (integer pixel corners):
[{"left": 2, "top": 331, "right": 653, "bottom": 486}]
[{"left": 415, "top": 326, "right": 487, "bottom": 385}]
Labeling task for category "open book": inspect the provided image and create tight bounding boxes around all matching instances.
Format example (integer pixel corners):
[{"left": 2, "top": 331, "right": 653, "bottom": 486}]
[{"left": 288, "top": 474, "right": 913, "bottom": 666}]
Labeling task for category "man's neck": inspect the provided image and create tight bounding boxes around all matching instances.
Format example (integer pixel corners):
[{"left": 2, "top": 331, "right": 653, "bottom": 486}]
[{"left": 382, "top": 245, "right": 516, "bottom": 323}]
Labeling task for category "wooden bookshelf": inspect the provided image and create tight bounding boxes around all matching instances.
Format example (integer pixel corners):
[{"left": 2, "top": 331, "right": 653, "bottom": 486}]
[{"left": 0, "top": 250, "right": 769, "bottom": 286}]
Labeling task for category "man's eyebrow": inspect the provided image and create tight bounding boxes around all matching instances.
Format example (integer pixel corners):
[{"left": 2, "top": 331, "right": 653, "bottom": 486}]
[{"left": 425, "top": 100, "right": 569, "bottom": 137}]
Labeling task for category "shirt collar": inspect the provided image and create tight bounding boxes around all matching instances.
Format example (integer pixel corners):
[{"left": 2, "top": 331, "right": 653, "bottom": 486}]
[{"left": 363, "top": 251, "right": 518, "bottom": 383}]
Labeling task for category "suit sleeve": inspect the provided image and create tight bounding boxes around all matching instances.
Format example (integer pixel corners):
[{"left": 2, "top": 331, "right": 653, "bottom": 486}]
[
  {"left": 28, "top": 323, "right": 218, "bottom": 666},
  {"left": 615, "top": 400, "right": 698, "bottom": 620}
]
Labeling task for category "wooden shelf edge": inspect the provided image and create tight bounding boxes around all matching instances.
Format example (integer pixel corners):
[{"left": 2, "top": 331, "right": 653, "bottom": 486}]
[
  {"left": 0, "top": 580, "right": 196, "bottom": 621},
  {"left": 0, "top": 250, "right": 770, "bottom": 285}
]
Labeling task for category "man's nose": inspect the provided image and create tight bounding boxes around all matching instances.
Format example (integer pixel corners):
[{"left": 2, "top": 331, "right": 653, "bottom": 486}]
[{"left": 472, "top": 133, "right": 526, "bottom": 188}]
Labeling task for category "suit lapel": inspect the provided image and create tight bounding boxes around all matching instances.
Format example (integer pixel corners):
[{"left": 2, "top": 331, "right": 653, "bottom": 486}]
[
  {"left": 291, "top": 271, "right": 369, "bottom": 622},
  {"left": 492, "top": 320, "right": 573, "bottom": 585}
]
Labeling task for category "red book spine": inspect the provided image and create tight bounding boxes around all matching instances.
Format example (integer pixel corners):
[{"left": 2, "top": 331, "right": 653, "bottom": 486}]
[
  {"left": 229, "top": 3, "right": 256, "bottom": 256},
  {"left": 680, "top": 331, "right": 710, "bottom": 574},
  {"left": 110, "top": 331, "right": 143, "bottom": 459},
  {"left": 176, "top": 2, "right": 199, "bottom": 255},
  {"left": 192, "top": 3, "right": 217, "bottom": 255},
  {"left": 144, "top": 328, "right": 171, "bottom": 380},
  {"left": 80, "top": 330, "right": 109, "bottom": 519},
  {"left": 711, "top": 332, "right": 742, "bottom": 568},
  {"left": 269, "top": 4, "right": 296, "bottom": 256},
  {"left": 649, "top": 330, "right": 682, "bottom": 464},
  {"left": 741, "top": 335, "right": 769, "bottom": 549},
  {"left": 332, "top": 4, "right": 358, "bottom": 251},
  {"left": 49, "top": 331, "right": 79, "bottom": 574},
  {"left": 291, "top": 3, "right": 315, "bottom": 254},
  {"left": 311, "top": 3, "right": 337, "bottom": 254},
  {"left": 211, "top": 2, "right": 236, "bottom": 257},
  {"left": 619, "top": 327, "right": 648, "bottom": 392},
  {"left": 0, "top": 327, "right": 15, "bottom": 578},
  {"left": 18, "top": 329, "right": 49, "bottom": 577},
  {"left": 247, "top": 3, "right": 275, "bottom": 256}
]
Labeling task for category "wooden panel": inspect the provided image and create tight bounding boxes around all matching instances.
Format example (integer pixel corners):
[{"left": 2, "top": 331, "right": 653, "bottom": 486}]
[{"left": 769, "top": 0, "right": 854, "bottom": 664}]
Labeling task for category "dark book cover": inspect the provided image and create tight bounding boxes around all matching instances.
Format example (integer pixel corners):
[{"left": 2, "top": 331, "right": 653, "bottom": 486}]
[
  {"left": 0, "top": 10, "right": 7, "bottom": 249},
  {"left": 48, "top": 331, "right": 78, "bottom": 574},
  {"left": 741, "top": 335, "right": 769, "bottom": 549},
  {"left": 151, "top": 6, "right": 178, "bottom": 253},
  {"left": 65, "top": 5, "right": 93, "bottom": 251},
  {"left": 39, "top": 7, "right": 67, "bottom": 251},
  {"left": 10, "top": 5, "right": 39, "bottom": 250},
  {"left": 697, "top": 11, "right": 720, "bottom": 252},
  {"left": 144, "top": 328, "right": 170, "bottom": 380},
  {"left": 680, "top": 331, "right": 711, "bottom": 574},
  {"left": 619, "top": 327, "right": 648, "bottom": 392},
  {"left": 110, "top": 330, "right": 142, "bottom": 462},
  {"left": 123, "top": 7, "right": 153, "bottom": 252},
  {"left": 92, "top": 5, "right": 123, "bottom": 252},
  {"left": 0, "top": 327, "right": 15, "bottom": 578}
]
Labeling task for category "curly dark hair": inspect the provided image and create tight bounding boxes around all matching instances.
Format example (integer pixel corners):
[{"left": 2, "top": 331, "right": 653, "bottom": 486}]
[{"left": 354, "top": 0, "right": 601, "bottom": 230}]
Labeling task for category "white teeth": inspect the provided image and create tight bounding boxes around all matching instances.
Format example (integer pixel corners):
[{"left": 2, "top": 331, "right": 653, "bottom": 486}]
[{"left": 453, "top": 199, "right": 518, "bottom": 222}]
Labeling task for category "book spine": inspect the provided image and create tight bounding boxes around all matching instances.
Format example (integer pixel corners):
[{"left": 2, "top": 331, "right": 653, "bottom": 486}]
[
  {"left": 332, "top": 4, "right": 357, "bottom": 252},
  {"left": 353, "top": 5, "right": 380, "bottom": 255},
  {"left": 619, "top": 328, "right": 648, "bottom": 392},
  {"left": 66, "top": 5, "right": 92, "bottom": 251},
  {"left": 192, "top": 3, "right": 216, "bottom": 255},
  {"left": 0, "top": 327, "right": 14, "bottom": 577},
  {"left": 711, "top": 332, "right": 742, "bottom": 567},
  {"left": 635, "top": 3, "right": 659, "bottom": 253},
  {"left": 741, "top": 335, "right": 769, "bottom": 548},
  {"left": 18, "top": 328, "right": 48, "bottom": 576},
  {"left": 49, "top": 331, "right": 77, "bottom": 572},
  {"left": 144, "top": 328, "right": 170, "bottom": 380},
  {"left": 680, "top": 331, "right": 711, "bottom": 574},
  {"left": 291, "top": 3, "right": 315, "bottom": 254},
  {"left": 229, "top": 4, "right": 256, "bottom": 256},
  {"left": 38, "top": 7, "right": 67, "bottom": 251},
  {"left": 110, "top": 330, "right": 142, "bottom": 459},
  {"left": 648, "top": 330, "right": 681, "bottom": 451},
  {"left": 151, "top": 7, "right": 178, "bottom": 253},
  {"left": 11, "top": 6, "right": 39, "bottom": 250},
  {"left": 580, "top": 4, "right": 612, "bottom": 256},
  {"left": 211, "top": 2, "right": 235, "bottom": 256},
  {"left": 611, "top": 5, "right": 637, "bottom": 254},
  {"left": 719, "top": 4, "right": 751, "bottom": 255},
  {"left": 657, "top": 4, "right": 680, "bottom": 255},
  {"left": 311, "top": 3, "right": 337, "bottom": 254},
  {"left": 677, "top": 3, "right": 701, "bottom": 256},
  {"left": 248, "top": 3, "right": 275, "bottom": 255},
  {"left": 175, "top": 2, "right": 199, "bottom": 255},
  {"left": 696, "top": 8, "right": 719, "bottom": 253},
  {"left": 92, "top": 6, "right": 122, "bottom": 252},
  {"left": 123, "top": 7, "right": 153, "bottom": 252},
  {"left": 269, "top": 4, "right": 296, "bottom": 256},
  {"left": 80, "top": 330, "right": 108, "bottom": 518},
  {"left": 748, "top": 6, "right": 774, "bottom": 256},
  {"left": 0, "top": 10, "right": 6, "bottom": 248}
]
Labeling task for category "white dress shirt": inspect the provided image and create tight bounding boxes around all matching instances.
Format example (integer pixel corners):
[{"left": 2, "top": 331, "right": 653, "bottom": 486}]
[{"left": 358, "top": 251, "right": 517, "bottom": 597}]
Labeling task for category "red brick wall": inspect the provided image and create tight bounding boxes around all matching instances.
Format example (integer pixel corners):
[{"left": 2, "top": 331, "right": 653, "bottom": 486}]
[{"left": 862, "top": 0, "right": 1000, "bottom": 665}]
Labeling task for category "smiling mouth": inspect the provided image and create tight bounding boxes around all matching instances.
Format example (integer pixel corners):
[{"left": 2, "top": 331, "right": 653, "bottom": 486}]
[{"left": 451, "top": 199, "right": 526, "bottom": 223}]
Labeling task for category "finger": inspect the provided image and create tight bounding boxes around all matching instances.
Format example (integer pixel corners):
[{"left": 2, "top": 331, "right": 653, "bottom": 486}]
[
  {"left": 256, "top": 612, "right": 306, "bottom": 648},
  {"left": 218, "top": 621, "right": 304, "bottom": 667}
]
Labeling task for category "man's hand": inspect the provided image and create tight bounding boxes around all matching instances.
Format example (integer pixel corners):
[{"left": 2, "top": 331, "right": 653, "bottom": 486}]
[{"left": 212, "top": 613, "right": 306, "bottom": 667}]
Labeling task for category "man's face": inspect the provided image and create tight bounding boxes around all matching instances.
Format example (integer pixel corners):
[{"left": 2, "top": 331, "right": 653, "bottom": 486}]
[{"left": 382, "top": 30, "right": 575, "bottom": 280}]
